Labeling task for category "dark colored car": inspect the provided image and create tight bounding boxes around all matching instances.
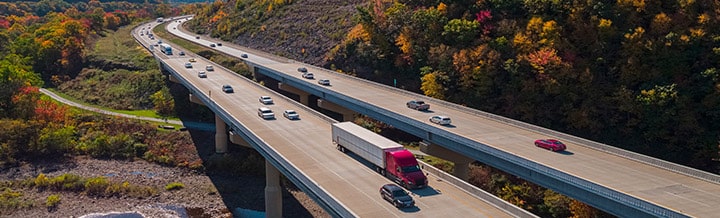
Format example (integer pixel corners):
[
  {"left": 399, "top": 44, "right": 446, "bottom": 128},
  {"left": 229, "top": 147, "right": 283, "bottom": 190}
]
[
  {"left": 241, "top": 53, "right": 248, "bottom": 58},
  {"left": 534, "top": 139, "right": 566, "bottom": 152},
  {"left": 297, "top": 67, "right": 307, "bottom": 73},
  {"left": 222, "top": 85, "right": 234, "bottom": 93},
  {"left": 380, "top": 184, "right": 414, "bottom": 208}
]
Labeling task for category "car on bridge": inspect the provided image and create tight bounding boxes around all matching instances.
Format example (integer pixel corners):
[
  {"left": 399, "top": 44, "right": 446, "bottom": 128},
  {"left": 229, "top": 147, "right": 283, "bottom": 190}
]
[
  {"left": 318, "top": 79, "right": 330, "bottom": 86},
  {"left": 302, "top": 72, "right": 314, "bottom": 79},
  {"left": 406, "top": 100, "right": 430, "bottom": 111},
  {"left": 259, "top": 96, "right": 274, "bottom": 105},
  {"left": 534, "top": 139, "right": 566, "bottom": 152},
  {"left": 188, "top": 58, "right": 196, "bottom": 62},
  {"left": 283, "top": 110, "right": 299, "bottom": 120},
  {"left": 196, "top": 36, "right": 200, "bottom": 39},
  {"left": 210, "top": 43, "right": 216, "bottom": 47},
  {"left": 429, "top": 115, "right": 451, "bottom": 126},
  {"left": 184, "top": 63, "right": 192, "bottom": 68},
  {"left": 222, "top": 85, "right": 234, "bottom": 93},
  {"left": 197, "top": 71, "right": 207, "bottom": 78},
  {"left": 297, "top": 67, "right": 307, "bottom": 73},
  {"left": 205, "top": 65, "right": 214, "bottom": 71},
  {"left": 257, "top": 107, "right": 275, "bottom": 119},
  {"left": 179, "top": 51, "right": 185, "bottom": 56},
  {"left": 241, "top": 53, "right": 248, "bottom": 58},
  {"left": 380, "top": 184, "right": 414, "bottom": 208}
]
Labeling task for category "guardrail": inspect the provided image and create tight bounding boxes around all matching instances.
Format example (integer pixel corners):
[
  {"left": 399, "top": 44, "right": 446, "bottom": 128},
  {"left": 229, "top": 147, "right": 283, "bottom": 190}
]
[
  {"left": 418, "top": 162, "right": 537, "bottom": 218},
  {"left": 133, "top": 19, "right": 355, "bottom": 217}
]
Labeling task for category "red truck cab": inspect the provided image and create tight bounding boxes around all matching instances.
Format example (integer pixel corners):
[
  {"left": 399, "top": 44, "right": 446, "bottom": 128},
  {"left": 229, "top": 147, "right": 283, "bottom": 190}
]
[{"left": 385, "top": 149, "right": 428, "bottom": 189}]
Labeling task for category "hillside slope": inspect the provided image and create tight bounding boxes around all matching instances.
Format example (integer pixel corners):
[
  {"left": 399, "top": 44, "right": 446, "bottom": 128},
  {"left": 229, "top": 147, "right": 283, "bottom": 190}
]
[{"left": 186, "top": 0, "right": 366, "bottom": 65}]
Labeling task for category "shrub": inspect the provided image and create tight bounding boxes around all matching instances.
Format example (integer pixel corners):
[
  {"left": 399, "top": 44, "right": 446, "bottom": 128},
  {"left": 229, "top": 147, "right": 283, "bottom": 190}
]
[
  {"left": 45, "top": 194, "right": 61, "bottom": 208},
  {"left": 34, "top": 174, "right": 50, "bottom": 189},
  {"left": 50, "top": 174, "right": 84, "bottom": 192},
  {"left": 0, "top": 187, "right": 34, "bottom": 211},
  {"left": 84, "top": 177, "right": 110, "bottom": 196},
  {"left": 164, "top": 182, "right": 184, "bottom": 191}
]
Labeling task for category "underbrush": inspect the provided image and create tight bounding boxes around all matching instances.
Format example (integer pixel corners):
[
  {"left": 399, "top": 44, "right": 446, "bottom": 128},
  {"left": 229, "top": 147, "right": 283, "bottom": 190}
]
[{"left": 19, "top": 173, "right": 158, "bottom": 198}]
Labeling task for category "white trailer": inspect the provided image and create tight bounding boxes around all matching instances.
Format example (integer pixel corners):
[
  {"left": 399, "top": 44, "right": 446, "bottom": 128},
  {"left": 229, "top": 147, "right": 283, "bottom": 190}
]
[{"left": 332, "top": 122, "right": 403, "bottom": 167}]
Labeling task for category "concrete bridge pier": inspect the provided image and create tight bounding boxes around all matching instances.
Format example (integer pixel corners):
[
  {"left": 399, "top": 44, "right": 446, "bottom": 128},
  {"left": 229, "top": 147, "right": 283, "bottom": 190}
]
[
  {"left": 278, "top": 82, "right": 310, "bottom": 105},
  {"left": 189, "top": 93, "right": 205, "bottom": 105},
  {"left": 229, "top": 130, "right": 252, "bottom": 148},
  {"left": 420, "top": 141, "right": 473, "bottom": 180},
  {"left": 215, "top": 115, "right": 228, "bottom": 154},
  {"left": 168, "top": 74, "right": 181, "bottom": 83},
  {"left": 317, "top": 99, "right": 357, "bottom": 122},
  {"left": 265, "top": 160, "right": 282, "bottom": 218}
]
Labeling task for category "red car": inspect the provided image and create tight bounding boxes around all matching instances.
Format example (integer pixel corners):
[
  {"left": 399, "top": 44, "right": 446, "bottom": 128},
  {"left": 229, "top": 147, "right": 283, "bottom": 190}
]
[{"left": 534, "top": 139, "right": 566, "bottom": 152}]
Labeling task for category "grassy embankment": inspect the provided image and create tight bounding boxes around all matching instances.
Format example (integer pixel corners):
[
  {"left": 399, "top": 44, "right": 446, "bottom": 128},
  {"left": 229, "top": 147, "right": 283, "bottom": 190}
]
[{"left": 56, "top": 23, "right": 170, "bottom": 119}]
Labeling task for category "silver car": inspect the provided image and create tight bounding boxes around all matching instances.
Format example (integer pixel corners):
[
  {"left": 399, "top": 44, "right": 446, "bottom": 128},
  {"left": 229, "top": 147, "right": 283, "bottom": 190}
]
[
  {"left": 259, "top": 96, "right": 274, "bottom": 105},
  {"left": 429, "top": 115, "right": 451, "bottom": 125},
  {"left": 258, "top": 107, "right": 275, "bottom": 119},
  {"left": 318, "top": 79, "right": 330, "bottom": 86},
  {"left": 283, "top": 110, "right": 299, "bottom": 120}
]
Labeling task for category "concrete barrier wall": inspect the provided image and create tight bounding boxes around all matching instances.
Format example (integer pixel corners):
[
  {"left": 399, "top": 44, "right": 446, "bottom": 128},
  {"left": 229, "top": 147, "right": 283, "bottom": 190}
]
[{"left": 419, "top": 162, "right": 538, "bottom": 218}]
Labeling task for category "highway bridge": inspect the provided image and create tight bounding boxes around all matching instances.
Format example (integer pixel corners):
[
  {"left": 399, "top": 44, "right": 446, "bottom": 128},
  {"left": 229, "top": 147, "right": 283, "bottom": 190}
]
[
  {"left": 134, "top": 17, "right": 534, "bottom": 217},
  {"left": 159, "top": 16, "right": 720, "bottom": 218}
]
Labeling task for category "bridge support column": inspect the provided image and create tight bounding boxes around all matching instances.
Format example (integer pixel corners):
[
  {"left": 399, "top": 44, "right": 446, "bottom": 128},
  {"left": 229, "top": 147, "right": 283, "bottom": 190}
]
[
  {"left": 168, "top": 74, "right": 181, "bottom": 83},
  {"left": 317, "top": 99, "right": 357, "bottom": 122},
  {"left": 229, "top": 130, "right": 252, "bottom": 148},
  {"left": 420, "top": 141, "right": 473, "bottom": 180},
  {"left": 215, "top": 115, "right": 227, "bottom": 154},
  {"left": 265, "top": 160, "right": 282, "bottom": 218},
  {"left": 189, "top": 94, "right": 205, "bottom": 105},
  {"left": 278, "top": 82, "right": 309, "bottom": 105}
]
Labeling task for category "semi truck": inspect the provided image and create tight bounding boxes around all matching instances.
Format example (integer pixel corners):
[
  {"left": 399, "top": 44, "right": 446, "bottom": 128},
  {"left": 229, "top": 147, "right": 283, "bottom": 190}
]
[
  {"left": 332, "top": 122, "right": 428, "bottom": 189},
  {"left": 159, "top": 44, "right": 172, "bottom": 55}
]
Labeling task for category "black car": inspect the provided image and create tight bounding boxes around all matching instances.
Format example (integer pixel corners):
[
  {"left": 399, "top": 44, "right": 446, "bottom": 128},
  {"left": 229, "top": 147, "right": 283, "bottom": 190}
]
[
  {"left": 380, "top": 184, "right": 414, "bottom": 208},
  {"left": 222, "top": 85, "right": 233, "bottom": 93}
]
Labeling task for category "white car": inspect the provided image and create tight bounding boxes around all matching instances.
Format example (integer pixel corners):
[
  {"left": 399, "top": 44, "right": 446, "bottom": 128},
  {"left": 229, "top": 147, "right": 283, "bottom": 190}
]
[
  {"left": 197, "top": 71, "right": 207, "bottom": 78},
  {"left": 184, "top": 63, "right": 192, "bottom": 68},
  {"left": 302, "top": 72, "right": 314, "bottom": 79},
  {"left": 318, "top": 79, "right": 330, "bottom": 86},
  {"left": 429, "top": 115, "right": 452, "bottom": 125},
  {"left": 257, "top": 107, "right": 275, "bottom": 119},
  {"left": 205, "top": 65, "right": 214, "bottom": 71},
  {"left": 283, "top": 110, "right": 299, "bottom": 120},
  {"left": 259, "top": 96, "right": 274, "bottom": 105}
]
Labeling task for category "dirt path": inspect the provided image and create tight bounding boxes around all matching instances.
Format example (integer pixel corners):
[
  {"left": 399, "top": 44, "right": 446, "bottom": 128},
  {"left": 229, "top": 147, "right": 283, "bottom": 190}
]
[{"left": 40, "top": 88, "right": 215, "bottom": 131}]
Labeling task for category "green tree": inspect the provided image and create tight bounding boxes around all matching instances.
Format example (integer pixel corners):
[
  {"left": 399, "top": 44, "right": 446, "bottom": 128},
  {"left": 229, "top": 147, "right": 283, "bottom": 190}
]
[
  {"left": 150, "top": 86, "right": 174, "bottom": 117},
  {"left": 36, "top": 124, "right": 76, "bottom": 158},
  {"left": 443, "top": 19, "right": 479, "bottom": 46}
]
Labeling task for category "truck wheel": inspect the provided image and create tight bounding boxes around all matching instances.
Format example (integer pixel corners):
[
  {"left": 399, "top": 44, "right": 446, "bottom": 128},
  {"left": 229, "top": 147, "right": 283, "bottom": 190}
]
[{"left": 337, "top": 145, "right": 346, "bottom": 153}]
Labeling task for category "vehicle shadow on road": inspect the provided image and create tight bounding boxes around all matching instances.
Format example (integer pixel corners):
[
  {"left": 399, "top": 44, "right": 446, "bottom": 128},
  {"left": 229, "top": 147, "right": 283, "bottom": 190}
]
[
  {"left": 409, "top": 187, "right": 441, "bottom": 197},
  {"left": 557, "top": 150, "right": 574, "bottom": 155},
  {"left": 399, "top": 206, "right": 421, "bottom": 213}
]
